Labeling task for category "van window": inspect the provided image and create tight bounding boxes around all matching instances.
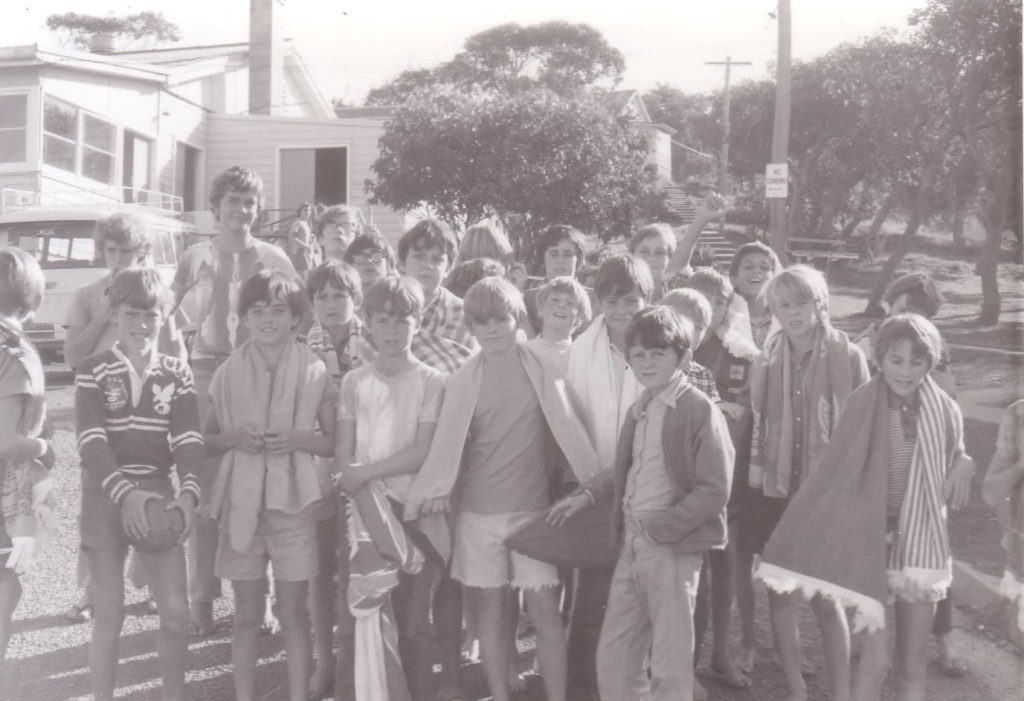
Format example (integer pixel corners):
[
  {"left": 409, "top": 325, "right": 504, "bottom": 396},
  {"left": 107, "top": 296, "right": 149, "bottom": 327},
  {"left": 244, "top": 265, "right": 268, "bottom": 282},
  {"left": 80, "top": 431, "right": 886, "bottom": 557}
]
[
  {"left": 0, "top": 221, "right": 100, "bottom": 269},
  {"left": 151, "top": 231, "right": 177, "bottom": 266}
]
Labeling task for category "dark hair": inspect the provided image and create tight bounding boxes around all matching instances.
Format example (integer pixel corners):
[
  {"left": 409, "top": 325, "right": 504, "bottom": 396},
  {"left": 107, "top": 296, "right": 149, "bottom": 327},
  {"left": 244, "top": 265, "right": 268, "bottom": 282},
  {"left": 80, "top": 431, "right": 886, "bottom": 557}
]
[
  {"left": 93, "top": 211, "right": 151, "bottom": 264},
  {"left": 107, "top": 267, "right": 174, "bottom": 315},
  {"left": 885, "top": 273, "right": 943, "bottom": 319},
  {"left": 0, "top": 248, "right": 44, "bottom": 317},
  {"left": 208, "top": 166, "right": 264, "bottom": 211},
  {"left": 238, "top": 270, "right": 306, "bottom": 320},
  {"left": 594, "top": 255, "right": 654, "bottom": 302},
  {"left": 344, "top": 232, "right": 397, "bottom": 273},
  {"left": 464, "top": 276, "right": 526, "bottom": 327},
  {"left": 624, "top": 306, "right": 693, "bottom": 361},
  {"left": 533, "top": 225, "right": 586, "bottom": 274},
  {"left": 444, "top": 258, "right": 507, "bottom": 298},
  {"left": 306, "top": 260, "right": 362, "bottom": 306},
  {"left": 363, "top": 276, "right": 424, "bottom": 321},
  {"left": 874, "top": 313, "right": 943, "bottom": 371},
  {"left": 728, "top": 241, "right": 781, "bottom": 280},
  {"left": 397, "top": 218, "right": 458, "bottom": 264}
]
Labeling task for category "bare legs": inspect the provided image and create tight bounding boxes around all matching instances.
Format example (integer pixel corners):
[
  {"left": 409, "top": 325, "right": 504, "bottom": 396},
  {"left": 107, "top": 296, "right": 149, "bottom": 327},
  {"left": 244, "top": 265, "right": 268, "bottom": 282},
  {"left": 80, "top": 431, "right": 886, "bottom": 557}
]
[
  {"left": 852, "top": 601, "right": 935, "bottom": 701},
  {"left": 768, "top": 589, "right": 850, "bottom": 701},
  {"left": 467, "top": 584, "right": 566, "bottom": 701}
]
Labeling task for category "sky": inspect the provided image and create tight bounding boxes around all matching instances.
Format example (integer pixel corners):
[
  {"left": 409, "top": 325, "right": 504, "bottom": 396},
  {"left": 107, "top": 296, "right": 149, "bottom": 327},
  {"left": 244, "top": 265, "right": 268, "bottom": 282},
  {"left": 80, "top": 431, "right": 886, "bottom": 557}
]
[{"left": 3, "top": 0, "right": 928, "bottom": 104}]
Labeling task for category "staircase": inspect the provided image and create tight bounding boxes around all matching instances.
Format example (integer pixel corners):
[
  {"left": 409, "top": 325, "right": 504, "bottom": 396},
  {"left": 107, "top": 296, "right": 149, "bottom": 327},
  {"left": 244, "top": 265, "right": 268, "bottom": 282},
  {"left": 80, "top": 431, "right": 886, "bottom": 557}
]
[{"left": 663, "top": 183, "right": 736, "bottom": 269}]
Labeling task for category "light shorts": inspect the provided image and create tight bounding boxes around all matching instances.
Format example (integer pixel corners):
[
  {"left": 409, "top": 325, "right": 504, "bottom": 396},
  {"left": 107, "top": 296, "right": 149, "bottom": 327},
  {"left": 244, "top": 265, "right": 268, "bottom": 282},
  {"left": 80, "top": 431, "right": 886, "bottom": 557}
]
[
  {"left": 216, "top": 507, "right": 317, "bottom": 582},
  {"left": 451, "top": 510, "right": 560, "bottom": 590}
]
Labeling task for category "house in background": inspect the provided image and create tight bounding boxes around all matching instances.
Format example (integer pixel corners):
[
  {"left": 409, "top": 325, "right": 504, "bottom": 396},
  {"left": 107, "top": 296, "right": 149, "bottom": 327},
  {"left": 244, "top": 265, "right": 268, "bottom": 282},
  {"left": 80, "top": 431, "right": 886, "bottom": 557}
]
[
  {"left": 0, "top": 0, "right": 406, "bottom": 241},
  {"left": 604, "top": 89, "right": 676, "bottom": 182}
]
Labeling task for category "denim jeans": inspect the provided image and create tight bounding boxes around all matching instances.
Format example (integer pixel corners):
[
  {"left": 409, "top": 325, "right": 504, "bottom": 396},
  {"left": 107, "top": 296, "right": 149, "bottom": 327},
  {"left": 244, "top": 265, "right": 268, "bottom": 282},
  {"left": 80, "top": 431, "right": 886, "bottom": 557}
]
[{"left": 597, "top": 530, "right": 702, "bottom": 701}]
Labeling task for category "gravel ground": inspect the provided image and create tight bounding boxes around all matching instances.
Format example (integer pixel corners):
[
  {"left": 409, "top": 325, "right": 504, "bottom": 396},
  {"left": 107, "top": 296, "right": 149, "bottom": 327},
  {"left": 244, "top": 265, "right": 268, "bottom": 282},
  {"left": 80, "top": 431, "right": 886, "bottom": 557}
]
[{"left": 4, "top": 367, "right": 1022, "bottom": 701}]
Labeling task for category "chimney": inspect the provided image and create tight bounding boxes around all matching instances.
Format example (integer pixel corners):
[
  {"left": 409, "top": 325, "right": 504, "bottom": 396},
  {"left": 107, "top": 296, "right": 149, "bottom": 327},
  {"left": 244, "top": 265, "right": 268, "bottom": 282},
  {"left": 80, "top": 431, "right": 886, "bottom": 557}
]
[{"left": 249, "top": 0, "right": 285, "bottom": 115}]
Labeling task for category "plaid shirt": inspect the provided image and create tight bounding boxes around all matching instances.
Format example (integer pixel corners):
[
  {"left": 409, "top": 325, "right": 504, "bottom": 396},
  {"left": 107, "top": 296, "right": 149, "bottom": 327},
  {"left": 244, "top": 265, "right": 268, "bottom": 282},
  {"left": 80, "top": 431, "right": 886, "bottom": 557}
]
[
  {"left": 411, "top": 330, "right": 474, "bottom": 376},
  {"left": 686, "top": 361, "right": 721, "bottom": 402},
  {"left": 422, "top": 288, "right": 478, "bottom": 351}
]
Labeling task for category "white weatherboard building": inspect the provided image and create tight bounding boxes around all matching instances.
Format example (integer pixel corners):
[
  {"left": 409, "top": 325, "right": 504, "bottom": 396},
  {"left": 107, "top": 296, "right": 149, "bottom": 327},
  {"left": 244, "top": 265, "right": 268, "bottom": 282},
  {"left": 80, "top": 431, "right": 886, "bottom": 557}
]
[{"left": 0, "top": 0, "right": 405, "bottom": 241}]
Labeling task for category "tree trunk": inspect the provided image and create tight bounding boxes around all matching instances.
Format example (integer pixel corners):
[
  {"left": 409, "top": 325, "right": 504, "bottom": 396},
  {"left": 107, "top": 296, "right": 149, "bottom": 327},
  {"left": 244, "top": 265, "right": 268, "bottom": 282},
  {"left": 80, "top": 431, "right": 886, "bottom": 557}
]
[
  {"left": 977, "top": 222, "right": 1002, "bottom": 324},
  {"left": 951, "top": 205, "right": 965, "bottom": 247},
  {"left": 865, "top": 160, "right": 941, "bottom": 315},
  {"left": 867, "top": 193, "right": 896, "bottom": 238}
]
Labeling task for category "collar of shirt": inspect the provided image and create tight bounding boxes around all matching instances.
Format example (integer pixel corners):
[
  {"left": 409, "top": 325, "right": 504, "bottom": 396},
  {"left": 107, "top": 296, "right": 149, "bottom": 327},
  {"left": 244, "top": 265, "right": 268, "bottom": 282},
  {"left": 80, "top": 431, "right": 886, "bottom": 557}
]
[
  {"left": 632, "top": 371, "right": 687, "bottom": 420},
  {"left": 886, "top": 387, "right": 920, "bottom": 440},
  {"left": 111, "top": 342, "right": 160, "bottom": 407}
]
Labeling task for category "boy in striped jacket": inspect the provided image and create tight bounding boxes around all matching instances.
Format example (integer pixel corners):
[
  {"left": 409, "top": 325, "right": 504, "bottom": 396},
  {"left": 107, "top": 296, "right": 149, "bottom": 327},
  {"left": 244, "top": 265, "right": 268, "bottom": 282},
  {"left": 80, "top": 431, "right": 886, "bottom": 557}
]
[{"left": 76, "top": 267, "right": 203, "bottom": 701}]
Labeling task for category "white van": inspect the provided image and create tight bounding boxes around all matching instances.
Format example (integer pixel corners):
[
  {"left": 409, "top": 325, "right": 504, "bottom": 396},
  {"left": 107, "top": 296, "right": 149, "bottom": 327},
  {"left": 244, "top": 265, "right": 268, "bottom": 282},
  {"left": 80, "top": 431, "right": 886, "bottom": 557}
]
[{"left": 0, "top": 205, "right": 199, "bottom": 362}]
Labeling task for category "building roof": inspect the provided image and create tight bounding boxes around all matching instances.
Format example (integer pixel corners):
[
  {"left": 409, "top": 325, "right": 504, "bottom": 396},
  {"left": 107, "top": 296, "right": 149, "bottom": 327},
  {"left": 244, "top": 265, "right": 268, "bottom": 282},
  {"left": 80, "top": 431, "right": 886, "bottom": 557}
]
[
  {"left": 333, "top": 106, "right": 394, "bottom": 120},
  {"left": 110, "top": 42, "right": 249, "bottom": 66}
]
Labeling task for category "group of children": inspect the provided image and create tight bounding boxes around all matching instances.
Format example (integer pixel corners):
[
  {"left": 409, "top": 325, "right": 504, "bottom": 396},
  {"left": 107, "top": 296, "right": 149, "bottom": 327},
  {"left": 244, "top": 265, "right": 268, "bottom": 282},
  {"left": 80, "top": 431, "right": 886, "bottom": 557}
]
[{"left": 0, "top": 164, "right": 1021, "bottom": 701}]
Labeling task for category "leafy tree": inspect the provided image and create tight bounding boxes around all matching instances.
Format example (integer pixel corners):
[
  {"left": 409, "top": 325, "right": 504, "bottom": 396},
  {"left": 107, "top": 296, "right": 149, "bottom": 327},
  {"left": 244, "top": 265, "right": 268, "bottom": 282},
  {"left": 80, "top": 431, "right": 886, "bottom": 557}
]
[
  {"left": 369, "top": 86, "right": 668, "bottom": 251},
  {"left": 46, "top": 11, "right": 180, "bottom": 51},
  {"left": 364, "top": 21, "right": 624, "bottom": 105}
]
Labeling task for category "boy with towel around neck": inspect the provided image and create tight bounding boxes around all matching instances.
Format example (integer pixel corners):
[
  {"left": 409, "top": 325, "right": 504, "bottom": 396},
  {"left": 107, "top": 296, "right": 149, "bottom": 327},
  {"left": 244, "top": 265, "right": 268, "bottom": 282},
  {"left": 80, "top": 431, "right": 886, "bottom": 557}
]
[
  {"left": 746, "top": 265, "right": 869, "bottom": 701},
  {"left": 562, "top": 254, "right": 653, "bottom": 700},
  {"left": 404, "top": 276, "right": 598, "bottom": 701},
  {"left": 202, "top": 271, "right": 333, "bottom": 701}
]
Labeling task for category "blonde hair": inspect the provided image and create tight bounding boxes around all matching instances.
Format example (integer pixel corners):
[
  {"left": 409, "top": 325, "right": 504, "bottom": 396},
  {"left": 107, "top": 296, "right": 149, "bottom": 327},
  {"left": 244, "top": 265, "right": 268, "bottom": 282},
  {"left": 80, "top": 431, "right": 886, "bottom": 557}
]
[
  {"left": 764, "top": 264, "right": 829, "bottom": 318},
  {"left": 536, "top": 275, "right": 592, "bottom": 327},
  {"left": 661, "top": 288, "right": 712, "bottom": 345},
  {"left": 464, "top": 276, "right": 526, "bottom": 326}
]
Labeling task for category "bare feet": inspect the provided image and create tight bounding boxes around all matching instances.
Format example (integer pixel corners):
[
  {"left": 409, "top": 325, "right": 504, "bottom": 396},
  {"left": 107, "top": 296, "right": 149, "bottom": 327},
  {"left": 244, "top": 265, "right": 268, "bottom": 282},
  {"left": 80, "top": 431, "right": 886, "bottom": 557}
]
[
  {"left": 188, "top": 600, "right": 214, "bottom": 637},
  {"left": 738, "top": 644, "right": 757, "bottom": 675},
  {"left": 709, "top": 655, "right": 752, "bottom": 688},
  {"left": 309, "top": 664, "right": 333, "bottom": 700},
  {"left": 936, "top": 632, "right": 969, "bottom": 677}
]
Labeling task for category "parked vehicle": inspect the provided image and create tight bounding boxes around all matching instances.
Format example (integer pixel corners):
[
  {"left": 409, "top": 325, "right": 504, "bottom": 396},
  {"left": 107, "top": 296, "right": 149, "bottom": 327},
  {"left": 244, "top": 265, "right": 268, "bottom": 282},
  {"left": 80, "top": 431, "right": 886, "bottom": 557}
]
[{"left": 0, "top": 204, "right": 198, "bottom": 363}]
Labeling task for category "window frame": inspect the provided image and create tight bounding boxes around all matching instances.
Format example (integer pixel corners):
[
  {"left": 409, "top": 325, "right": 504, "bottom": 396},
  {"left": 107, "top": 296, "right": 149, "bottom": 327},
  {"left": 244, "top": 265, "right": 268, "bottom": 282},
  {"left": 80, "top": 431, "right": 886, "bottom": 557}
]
[{"left": 41, "top": 94, "right": 120, "bottom": 186}]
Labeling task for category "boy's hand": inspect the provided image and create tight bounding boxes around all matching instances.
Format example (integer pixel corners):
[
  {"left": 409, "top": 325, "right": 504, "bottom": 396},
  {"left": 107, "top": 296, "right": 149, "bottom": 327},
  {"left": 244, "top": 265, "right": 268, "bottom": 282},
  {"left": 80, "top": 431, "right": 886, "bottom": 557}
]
[
  {"left": 264, "top": 429, "right": 307, "bottom": 455},
  {"left": 420, "top": 495, "right": 450, "bottom": 515},
  {"left": 168, "top": 492, "right": 198, "bottom": 542},
  {"left": 233, "top": 423, "right": 265, "bottom": 453},
  {"left": 546, "top": 493, "right": 590, "bottom": 527},
  {"left": 695, "top": 192, "right": 728, "bottom": 222},
  {"left": 338, "top": 463, "right": 367, "bottom": 496},
  {"left": 121, "top": 490, "right": 161, "bottom": 541},
  {"left": 718, "top": 401, "right": 746, "bottom": 421},
  {"left": 945, "top": 454, "right": 975, "bottom": 510}
]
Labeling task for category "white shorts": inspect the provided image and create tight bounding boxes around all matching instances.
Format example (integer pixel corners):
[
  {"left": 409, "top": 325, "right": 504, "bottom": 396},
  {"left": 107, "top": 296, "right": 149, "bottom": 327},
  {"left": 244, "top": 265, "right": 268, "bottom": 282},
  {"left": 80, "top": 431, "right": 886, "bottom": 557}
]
[{"left": 451, "top": 510, "right": 560, "bottom": 590}]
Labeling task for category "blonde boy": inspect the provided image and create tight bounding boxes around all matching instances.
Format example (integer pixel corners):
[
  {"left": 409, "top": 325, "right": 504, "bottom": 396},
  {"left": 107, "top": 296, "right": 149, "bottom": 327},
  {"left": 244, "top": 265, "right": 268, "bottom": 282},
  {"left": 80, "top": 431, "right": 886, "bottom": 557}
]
[
  {"left": 405, "top": 277, "right": 599, "bottom": 701},
  {"left": 525, "top": 276, "right": 591, "bottom": 376},
  {"left": 749, "top": 264, "right": 868, "bottom": 701}
]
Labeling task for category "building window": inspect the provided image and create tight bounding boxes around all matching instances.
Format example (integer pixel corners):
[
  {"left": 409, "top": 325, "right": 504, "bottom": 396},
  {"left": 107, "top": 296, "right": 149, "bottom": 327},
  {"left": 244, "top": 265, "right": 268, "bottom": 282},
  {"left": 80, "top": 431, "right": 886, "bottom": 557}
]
[
  {"left": 0, "top": 94, "right": 27, "bottom": 163},
  {"left": 42, "top": 96, "right": 117, "bottom": 184}
]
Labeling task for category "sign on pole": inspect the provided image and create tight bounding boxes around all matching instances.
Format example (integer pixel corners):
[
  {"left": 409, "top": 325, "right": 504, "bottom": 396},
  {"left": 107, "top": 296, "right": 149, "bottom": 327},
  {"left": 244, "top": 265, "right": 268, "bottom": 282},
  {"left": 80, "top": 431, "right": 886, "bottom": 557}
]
[{"left": 765, "top": 163, "right": 788, "bottom": 199}]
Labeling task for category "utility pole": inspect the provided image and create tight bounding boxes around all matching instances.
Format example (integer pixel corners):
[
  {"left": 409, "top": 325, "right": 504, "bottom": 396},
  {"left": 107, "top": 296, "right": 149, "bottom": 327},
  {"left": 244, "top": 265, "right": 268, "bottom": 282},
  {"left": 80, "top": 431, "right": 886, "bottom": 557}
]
[
  {"left": 767, "top": 0, "right": 792, "bottom": 263},
  {"left": 705, "top": 56, "right": 752, "bottom": 195}
]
